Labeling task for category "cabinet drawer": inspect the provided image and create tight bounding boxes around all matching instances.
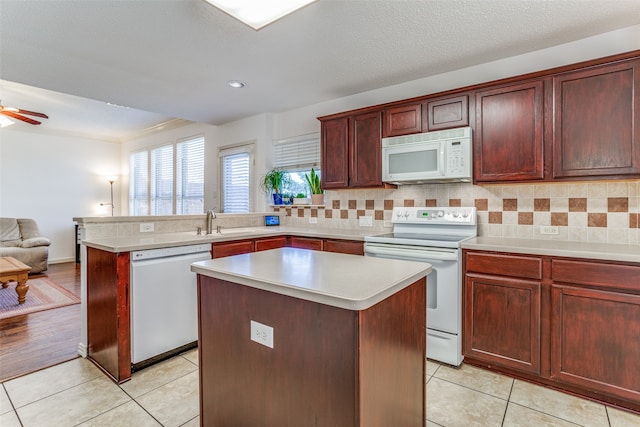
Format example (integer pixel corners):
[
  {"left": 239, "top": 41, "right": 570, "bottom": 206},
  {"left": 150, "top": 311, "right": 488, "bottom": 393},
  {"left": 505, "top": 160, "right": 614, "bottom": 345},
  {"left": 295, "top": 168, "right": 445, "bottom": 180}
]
[
  {"left": 212, "top": 240, "right": 254, "bottom": 258},
  {"left": 465, "top": 252, "right": 542, "bottom": 280},
  {"left": 552, "top": 260, "right": 640, "bottom": 292},
  {"left": 290, "top": 236, "right": 323, "bottom": 251},
  {"left": 254, "top": 236, "right": 288, "bottom": 252},
  {"left": 324, "top": 239, "right": 364, "bottom": 256}
]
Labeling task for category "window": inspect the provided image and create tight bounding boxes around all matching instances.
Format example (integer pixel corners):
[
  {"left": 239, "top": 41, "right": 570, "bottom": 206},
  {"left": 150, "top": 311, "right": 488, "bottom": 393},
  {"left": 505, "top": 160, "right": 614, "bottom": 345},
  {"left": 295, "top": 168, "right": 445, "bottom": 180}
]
[
  {"left": 273, "top": 133, "right": 320, "bottom": 197},
  {"left": 176, "top": 137, "right": 205, "bottom": 214},
  {"left": 220, "top": 144, "right": 253, "bottom": 213},
  {"left": 129, "top": 150, "right": 149, "bottom": 215},
  {"left": 129, "top": 136, "right": 205, "bottom": 215}
]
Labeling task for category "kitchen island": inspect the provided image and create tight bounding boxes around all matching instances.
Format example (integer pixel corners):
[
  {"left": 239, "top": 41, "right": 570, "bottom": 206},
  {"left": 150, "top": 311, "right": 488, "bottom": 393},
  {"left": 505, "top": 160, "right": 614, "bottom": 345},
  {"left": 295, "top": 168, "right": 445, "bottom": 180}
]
[{"left": 191, "top": 247, "right": 431, "bottom": 426}]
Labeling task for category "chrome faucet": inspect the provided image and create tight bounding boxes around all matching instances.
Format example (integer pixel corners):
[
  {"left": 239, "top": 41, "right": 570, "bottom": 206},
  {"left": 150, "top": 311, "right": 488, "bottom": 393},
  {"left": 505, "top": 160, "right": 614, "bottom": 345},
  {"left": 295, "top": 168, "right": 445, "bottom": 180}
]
[{"left": 206, "top": 209, "right": 217, "bottom": 234}]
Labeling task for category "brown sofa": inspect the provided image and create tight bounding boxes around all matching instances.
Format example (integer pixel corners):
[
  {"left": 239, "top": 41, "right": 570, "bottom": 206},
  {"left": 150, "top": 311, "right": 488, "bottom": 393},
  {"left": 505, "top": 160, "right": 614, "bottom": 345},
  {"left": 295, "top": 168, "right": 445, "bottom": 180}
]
[{"left": 0, "top": 218, "right": 50, "bottom": 273}]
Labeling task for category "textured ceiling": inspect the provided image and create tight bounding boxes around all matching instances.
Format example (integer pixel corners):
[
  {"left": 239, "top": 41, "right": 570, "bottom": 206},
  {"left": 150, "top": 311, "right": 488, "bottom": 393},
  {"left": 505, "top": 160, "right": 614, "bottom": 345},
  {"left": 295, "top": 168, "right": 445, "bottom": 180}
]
[{"left": 1, "top": 0, "right": 640, "bottom": 139}]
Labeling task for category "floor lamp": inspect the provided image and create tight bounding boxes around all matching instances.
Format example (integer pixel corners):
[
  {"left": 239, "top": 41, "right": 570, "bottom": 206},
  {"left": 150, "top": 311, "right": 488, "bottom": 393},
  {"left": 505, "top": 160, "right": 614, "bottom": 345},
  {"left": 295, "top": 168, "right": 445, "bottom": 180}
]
[{"left": 100, "top": 175, "right": 118, "bottom": 216}]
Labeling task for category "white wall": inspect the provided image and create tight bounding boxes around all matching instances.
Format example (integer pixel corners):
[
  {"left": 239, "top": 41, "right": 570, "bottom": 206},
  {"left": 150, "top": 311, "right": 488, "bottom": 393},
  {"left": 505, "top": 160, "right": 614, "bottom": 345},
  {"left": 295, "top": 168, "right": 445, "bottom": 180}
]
[{"left": 0, "top": 127, "right": 121, "bottom": 262}]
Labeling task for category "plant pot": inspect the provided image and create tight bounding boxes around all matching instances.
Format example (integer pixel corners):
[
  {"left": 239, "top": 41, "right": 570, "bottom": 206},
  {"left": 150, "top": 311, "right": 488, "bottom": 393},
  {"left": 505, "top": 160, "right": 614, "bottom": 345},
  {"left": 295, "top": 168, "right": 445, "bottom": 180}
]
[
  {"left": 311, "top": 194, "right": 324, "bottom": 205},
  {"left": 272, "top": 193, "right": 284, "bottom": 205},
  {"left": 293, "top": 198, "right": 309, "bottom": 205}
]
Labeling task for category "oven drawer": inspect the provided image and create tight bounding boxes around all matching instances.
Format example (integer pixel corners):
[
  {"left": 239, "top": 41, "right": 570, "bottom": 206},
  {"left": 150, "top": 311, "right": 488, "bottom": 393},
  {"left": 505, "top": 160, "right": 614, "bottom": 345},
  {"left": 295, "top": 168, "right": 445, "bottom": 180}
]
[{"left": 427, "top": 329, "right": 462, "bottom": 366}]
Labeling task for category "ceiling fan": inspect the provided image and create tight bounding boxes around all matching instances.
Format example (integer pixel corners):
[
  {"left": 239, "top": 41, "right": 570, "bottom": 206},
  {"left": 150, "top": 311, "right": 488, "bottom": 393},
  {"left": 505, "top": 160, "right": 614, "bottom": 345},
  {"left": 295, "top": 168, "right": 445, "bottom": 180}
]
[{"left": 0, "top": 102, "right": 48, "bottom": 125}]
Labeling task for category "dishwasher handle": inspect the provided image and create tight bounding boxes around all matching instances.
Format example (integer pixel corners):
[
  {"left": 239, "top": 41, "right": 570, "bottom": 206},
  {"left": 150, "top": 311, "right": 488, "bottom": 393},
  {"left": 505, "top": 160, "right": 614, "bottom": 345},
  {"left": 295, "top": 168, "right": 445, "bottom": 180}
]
[{"left": 364, "top": 244, "right": 458, "bottom": 261}]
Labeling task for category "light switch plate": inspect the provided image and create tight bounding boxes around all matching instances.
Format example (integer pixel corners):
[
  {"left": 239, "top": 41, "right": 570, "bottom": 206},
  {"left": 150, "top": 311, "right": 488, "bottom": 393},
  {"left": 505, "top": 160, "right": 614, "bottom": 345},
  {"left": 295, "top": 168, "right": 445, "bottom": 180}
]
[
  {"left": 309, "top": 217, "right": 318, "bottom": 224},
  {"left": 540, "top": 225, "right": 559, "bottom": 235}
]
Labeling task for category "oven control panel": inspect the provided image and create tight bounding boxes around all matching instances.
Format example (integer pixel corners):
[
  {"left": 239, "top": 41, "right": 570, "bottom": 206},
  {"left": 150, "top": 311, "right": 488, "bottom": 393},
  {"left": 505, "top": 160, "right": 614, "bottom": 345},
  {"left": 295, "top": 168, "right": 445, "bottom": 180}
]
[{"left": 392, "top": 207, "right": 476, "bottom": 224}]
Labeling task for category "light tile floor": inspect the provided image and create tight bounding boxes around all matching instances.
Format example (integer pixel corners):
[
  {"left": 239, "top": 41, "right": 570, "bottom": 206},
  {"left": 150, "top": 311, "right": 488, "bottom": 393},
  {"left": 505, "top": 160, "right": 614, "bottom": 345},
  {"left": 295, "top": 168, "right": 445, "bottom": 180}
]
[{"left": 1, "top": 351, "right": 639, "bottom": 426}]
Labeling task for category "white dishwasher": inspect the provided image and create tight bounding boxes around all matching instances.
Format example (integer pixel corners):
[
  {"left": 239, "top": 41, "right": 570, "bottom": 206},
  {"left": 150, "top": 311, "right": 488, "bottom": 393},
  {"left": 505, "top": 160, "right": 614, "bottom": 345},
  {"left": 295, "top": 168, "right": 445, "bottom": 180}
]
[{"left": 130, "top": 243, "right": 211, "bottom": 366}]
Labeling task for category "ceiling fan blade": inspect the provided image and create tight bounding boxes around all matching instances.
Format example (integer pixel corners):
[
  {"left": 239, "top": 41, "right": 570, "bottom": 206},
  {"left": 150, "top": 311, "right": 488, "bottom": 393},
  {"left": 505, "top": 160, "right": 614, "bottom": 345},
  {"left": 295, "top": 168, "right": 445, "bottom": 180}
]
[
  {"left": 14, "top": 108, "right": 48, "bottom": 119},
  {"left": 0, "top": 111, "right": 42, "bottom": 125}
]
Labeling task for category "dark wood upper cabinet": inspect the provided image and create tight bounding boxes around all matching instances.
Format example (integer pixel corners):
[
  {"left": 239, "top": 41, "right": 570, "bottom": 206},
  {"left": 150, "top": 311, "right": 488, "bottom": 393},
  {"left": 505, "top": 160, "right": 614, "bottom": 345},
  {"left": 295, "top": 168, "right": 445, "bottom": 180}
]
[
  {"left": 350, "top": 111, "right": 382, "bottom": 188},
  {"left": 474, "top": 80, "right": 545, "bottom": 182},
  {"left": 424, "top": 94, "right": 469, "bottom": 131},
  {"left": 320, "top": 111, "right": 383, "bottom": 189},
  {"left": 552, "top": 59, "right": 640, "bottom": 179},
  {"left": 382, "top": 104, "right": 422, "bottom": 137},
  {"left": 321, "top": 116, "right": 350, "bottom": 189}
]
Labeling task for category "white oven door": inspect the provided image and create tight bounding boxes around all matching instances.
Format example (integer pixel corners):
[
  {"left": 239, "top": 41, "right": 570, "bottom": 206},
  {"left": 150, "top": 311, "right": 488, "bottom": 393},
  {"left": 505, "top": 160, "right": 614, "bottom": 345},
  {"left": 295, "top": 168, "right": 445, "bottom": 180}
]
[
  {"left": 363, "top": 243, "right": 459, "bottom": 331},
  {"left": 364, "top": 243, "right": 462, "bottom": 365}
]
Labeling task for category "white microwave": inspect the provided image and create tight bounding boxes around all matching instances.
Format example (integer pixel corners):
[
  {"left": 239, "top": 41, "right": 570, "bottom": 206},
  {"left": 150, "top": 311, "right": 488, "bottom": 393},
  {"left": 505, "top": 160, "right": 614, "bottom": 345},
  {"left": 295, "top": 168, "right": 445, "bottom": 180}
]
[{"left": 382, "top": 127, "right": 472, "bottom": 184}]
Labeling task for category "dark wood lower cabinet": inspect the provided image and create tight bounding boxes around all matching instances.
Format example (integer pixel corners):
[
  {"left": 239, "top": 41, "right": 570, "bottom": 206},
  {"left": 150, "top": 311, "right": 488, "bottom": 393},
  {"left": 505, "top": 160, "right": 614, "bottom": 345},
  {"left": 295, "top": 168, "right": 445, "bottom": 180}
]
[
  {"left": 86, "top": 247, "right": 131, "bottom": 383},
  {"left": 464, "top": 274, "right": 541, "bottom": 374},
  {"left": 551, "top": 284, "right": 640, "bottom": 403},
  {"left": 197, "top": 275, "right": 426, "bottom": 426},
  {"left": 463, "top": 249, "right": 640, "bottom": 412}
]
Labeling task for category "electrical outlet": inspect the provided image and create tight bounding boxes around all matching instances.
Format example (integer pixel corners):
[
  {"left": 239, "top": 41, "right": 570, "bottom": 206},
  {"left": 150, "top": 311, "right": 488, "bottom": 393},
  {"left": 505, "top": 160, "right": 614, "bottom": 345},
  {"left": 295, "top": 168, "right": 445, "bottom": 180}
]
[
  {"left": 140, "top": 223, "right": 154, "bottom": 233},
  {"left": 250, "top": 320, "right": 274, "bottom": 348},
  {"left": 359, "top": 216, "right": 373, "bottom": 227},
  {"left": 383, "top": 220, "right": 393, "bottom": 227},
  {"left": 540, "top": 225, "right": 559, "bottom": 235},
  {"left": 309, "top": 217, "right": 318, "bottom": 224}
]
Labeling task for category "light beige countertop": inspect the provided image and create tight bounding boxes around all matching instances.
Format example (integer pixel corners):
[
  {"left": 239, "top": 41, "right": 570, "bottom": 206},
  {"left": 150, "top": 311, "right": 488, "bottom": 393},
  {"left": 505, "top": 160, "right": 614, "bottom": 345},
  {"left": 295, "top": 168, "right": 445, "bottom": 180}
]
[
  {"left": 190, "top": 247, "right": 431, "bottom": 310},
  {"left": 462, "top": 236, "right": 640, "bottom": 264},
  {"left": 81, "top": 226, "right": 372, "bottom": 252}
]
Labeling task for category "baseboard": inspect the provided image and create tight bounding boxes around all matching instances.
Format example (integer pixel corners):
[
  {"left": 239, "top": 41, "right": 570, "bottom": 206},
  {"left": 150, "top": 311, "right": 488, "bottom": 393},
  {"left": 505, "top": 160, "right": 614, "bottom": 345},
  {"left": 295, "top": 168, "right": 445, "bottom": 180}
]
[
  {"left": 77, "top": 342, "right": 88, "bottom": 358},
  {"left": 49, "top": 257, "right": 76, "bottom": 264}
]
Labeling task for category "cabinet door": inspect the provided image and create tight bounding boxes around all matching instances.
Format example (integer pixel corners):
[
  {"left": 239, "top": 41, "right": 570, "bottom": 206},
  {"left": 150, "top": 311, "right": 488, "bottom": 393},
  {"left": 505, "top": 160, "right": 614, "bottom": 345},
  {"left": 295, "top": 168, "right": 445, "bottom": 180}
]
[
  {"left": 382, "top": 104, "right": 421, "bottom": 137},
  {"left": 552, "top": 60, "right": 640, "bottom": 178},
  {"left": 254, "top": 236, "right": 288, "bottom": 252},
  {"left": 350, "top": 111, "right": 382, "bottom": 188},
  {"left": 464, "top": 274, "right": 541, "bottom": 374},
  {"left": 321, "top": 117, "right": 350, "bottom": 189},
  {"left": 475, "top": 80, "right": 544, "bottom": 182},
  {"left": 323, "top": 239, "right": 364, "bottom": 256},
  {"left": 551, "top": 285, "right": 640, "bottom": 403},
  {"left": 424, "top": 94, "right": 469, "bottom": 131},
  {"left": 212, "top": 240, "right": 254, "bottom": 258}
]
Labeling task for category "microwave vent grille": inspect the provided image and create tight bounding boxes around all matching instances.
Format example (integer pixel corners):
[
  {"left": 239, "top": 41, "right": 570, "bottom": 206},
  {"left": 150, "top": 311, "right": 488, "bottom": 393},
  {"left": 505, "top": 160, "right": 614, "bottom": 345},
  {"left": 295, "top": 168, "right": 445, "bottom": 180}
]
[{"left": 383, "top": 126, "right": 471, "bottom": 147}]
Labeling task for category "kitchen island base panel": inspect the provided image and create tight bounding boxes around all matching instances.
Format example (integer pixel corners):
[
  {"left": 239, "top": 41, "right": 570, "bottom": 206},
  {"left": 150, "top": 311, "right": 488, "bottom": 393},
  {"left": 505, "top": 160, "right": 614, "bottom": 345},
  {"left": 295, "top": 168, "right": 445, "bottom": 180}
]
[{"left": 198, "top": 275, "right": 426, "bottom": 426}]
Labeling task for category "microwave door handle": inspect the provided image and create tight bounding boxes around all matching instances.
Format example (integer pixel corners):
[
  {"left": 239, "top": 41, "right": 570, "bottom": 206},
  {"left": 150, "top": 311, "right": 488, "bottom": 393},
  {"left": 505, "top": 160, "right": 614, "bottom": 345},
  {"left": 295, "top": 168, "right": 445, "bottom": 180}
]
[{"left": 440, "top": 145, "right": 446, "bottom": 176}]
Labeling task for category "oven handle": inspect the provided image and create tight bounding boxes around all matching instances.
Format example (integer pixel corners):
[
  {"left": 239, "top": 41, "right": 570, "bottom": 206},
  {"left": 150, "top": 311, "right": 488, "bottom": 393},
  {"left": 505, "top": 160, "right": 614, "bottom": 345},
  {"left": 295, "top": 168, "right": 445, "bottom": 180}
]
[{"left": 364, "top": 245, "right": 458, "bottom": 261}]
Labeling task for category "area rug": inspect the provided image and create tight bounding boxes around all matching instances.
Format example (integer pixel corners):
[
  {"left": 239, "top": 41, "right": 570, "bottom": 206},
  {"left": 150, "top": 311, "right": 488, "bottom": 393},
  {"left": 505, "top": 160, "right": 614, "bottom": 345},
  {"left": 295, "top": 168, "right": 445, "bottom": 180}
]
[{"left": 0, "top": 278, "right": 80, "bottom": 319}]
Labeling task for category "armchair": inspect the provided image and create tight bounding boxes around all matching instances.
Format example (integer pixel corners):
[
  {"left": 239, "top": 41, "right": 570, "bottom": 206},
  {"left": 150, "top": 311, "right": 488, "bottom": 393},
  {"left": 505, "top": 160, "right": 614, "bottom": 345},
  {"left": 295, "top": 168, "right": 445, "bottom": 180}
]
[{"left": 0, "top": 218, "right": 51, "bottom": 273}]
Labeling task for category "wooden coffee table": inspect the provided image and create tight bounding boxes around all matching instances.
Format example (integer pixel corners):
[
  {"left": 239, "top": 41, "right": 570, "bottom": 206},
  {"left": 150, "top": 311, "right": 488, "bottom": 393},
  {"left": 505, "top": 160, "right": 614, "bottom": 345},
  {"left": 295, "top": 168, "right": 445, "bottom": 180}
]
[{"left": 0, "top": 257, "right": 32, "bottom": 304}]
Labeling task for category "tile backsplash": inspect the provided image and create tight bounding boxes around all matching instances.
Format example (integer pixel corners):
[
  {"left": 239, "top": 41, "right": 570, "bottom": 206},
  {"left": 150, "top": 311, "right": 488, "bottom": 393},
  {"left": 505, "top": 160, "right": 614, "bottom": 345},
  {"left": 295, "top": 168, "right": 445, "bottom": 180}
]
[{"left": 277, "top": 181, "right": 639, "bottom": 245}]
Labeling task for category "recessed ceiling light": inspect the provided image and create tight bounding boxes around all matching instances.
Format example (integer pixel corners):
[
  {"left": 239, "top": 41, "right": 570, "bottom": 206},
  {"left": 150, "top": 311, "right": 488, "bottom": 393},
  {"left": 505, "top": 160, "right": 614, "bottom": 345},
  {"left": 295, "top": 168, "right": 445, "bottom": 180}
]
[
  {"left": 227, "top": 80, "right": 246, "bottom": 89},
  {"left": 204, "top": 0, "right": 316, "bottom": 30}
]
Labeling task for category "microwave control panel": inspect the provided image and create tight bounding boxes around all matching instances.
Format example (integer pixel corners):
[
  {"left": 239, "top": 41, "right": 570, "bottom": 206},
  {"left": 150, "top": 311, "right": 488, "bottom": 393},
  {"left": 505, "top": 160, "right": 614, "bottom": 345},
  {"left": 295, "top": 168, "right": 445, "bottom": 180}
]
[{"left": 445, "top": 140, "right": 470, "bottom": 177}]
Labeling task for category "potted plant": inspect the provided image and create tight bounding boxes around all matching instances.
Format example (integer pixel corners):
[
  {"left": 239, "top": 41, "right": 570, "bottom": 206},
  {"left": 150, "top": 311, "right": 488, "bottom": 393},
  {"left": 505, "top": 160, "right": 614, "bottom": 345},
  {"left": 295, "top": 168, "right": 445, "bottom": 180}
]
[
  {"left": 293, "top": 193, "right": 309, "bottom": 205},
  {"left": 260, "top": 168, "right": 291, "bottom": 205},
  {"left": 305, "top": 168, "right": 324, "bottom": 205}
]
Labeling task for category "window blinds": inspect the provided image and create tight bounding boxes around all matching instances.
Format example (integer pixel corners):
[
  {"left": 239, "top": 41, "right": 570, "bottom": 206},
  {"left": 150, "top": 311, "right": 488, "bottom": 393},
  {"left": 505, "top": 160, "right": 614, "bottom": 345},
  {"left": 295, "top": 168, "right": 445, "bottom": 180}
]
[
  {"left": 273, "top": 133, "right": 320, "bottom": 170},
  {"left": 176, "top": 137, "right": 205, "bottom": 214},
  {"left": 220, "top": 145, "right": 252, "bottom": 213},
  {"left": 129, "top": 150, "right": 149, "bottom": 215},
  {"left": 150, "top": 144, "right": 174, "bottom": 215}
]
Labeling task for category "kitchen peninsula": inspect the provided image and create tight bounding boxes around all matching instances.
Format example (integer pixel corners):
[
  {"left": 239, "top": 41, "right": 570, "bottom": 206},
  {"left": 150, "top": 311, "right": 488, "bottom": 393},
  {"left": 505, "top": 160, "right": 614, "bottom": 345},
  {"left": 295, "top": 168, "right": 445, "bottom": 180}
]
[{"left": 191, "top": 247, "right": 431, "bottom": 426}]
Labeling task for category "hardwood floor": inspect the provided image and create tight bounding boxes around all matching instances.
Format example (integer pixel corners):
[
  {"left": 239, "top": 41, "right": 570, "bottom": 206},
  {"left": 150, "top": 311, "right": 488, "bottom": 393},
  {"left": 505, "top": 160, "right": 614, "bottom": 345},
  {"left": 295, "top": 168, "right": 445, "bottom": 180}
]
[{"left": 0, "top": 262, "right": 81, "bottom": 382}]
